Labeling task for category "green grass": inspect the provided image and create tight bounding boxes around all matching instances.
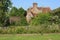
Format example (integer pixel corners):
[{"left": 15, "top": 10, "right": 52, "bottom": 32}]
[{"left": 0, "top": 34, "right": 60, "bottom": 40}]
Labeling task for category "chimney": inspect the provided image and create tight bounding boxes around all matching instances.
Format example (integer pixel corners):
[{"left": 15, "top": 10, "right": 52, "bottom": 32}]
[{"left": 33, "top": 3, "right": 37, "bottom": 8}]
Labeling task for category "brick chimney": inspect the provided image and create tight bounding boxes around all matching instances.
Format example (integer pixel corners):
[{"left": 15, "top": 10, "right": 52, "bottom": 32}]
[{"left": 33, "top": 3, "right": 37, "bottom": 8}]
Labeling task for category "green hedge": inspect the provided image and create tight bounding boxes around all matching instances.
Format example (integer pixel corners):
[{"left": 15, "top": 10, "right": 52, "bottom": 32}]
[{"left": 0, "top": 24, "right": 60, "bottom": 34}]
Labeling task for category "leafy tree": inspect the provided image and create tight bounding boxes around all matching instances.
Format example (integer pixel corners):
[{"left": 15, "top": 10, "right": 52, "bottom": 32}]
[
  {"left": 50, "top": 7, "right": 60, "bottom": 24},
  {"left": 10, "top": 7, "right": 27, "bottom": 17},
  {"left": 10, "top": 7, "right": 18, "bottom": 16},
  {"left": 51, "top": 7, "right": 60, "bottom": 16},
  {"left": 0, "top": 0, "right": 12, "bottom": 26},
  {"left": 18, "top": 8, "right": 28, "bottom": 26},
  {"left": 10, "top": 7, "right": 28, "bottom": 26},
  {"left": 30, "top": 13, "right": 51, "bottom": 26},
  {"left": 18, "top": 7, "right": 27, "bottom": 17}
]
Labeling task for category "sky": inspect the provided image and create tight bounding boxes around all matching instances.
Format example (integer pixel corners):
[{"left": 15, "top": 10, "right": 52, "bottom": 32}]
[{"left": 11, "top": 0, "right": 60, "bottom": 10}]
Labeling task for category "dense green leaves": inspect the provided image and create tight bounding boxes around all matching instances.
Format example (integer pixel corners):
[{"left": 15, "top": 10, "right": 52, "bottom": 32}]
[
  {"left": 0, "top": 0, "right": 12, "bottom": 26},
  {"left": 9, "top": 7, "right": 28, "bottom": 26},
  {"left": 10, "top": 7, "right": 18, "bottom": 16},
  {"left": 18, "top": 7, "right": 26, "bottom": 17},
  {"left": 50, "top": 7, "right": 60, "bottom": 24},
  {"left": 10, "top": 7, "right": 26, "bottom": 17},
  {"left": 30, "top": 13, "right": 51, "bottom": 26}
]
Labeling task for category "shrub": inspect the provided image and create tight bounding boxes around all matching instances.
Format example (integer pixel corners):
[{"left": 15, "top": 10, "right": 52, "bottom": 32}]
[
  {"left": 0, "top": 25, "right": 60, "bottom": 34},
  {"left": 30, "top": 13, "right": 51, "bottom": 26}
]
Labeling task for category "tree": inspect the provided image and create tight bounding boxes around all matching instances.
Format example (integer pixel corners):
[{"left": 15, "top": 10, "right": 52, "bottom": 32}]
[
  {"left": 10, "top": 7, "right": 18, "bottom": 16},
  {"left": 30, "top": 13, "right": 51, "bottom": 26},
  {"left": 18, "top": 7, "right": 28, "bottom": 26},
  {"left": 50, "top": 7, "right": 60, "bottom": 24},
  {"left": 10, "top": 7, "right": 27, "bottom": 17},
  {"left": 0, "top": 0, "right": 12, "bottom": 26},
  {"left": 10, "top": 7, "right": 28, "bottom": 26},
  {"left": 18, "top": 7, "right": 27, "bottom": 17},
  {"left": 52, "top": 7, "right": 60, "bottom": 16}
]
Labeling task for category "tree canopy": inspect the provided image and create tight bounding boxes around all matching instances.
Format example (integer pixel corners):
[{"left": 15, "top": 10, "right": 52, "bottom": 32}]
[
  {"left": 0, "top": 0, "right": 12, "bottom": 26},
  {"left": 30, "top": 13, "right": 51, "bottom": 26}
]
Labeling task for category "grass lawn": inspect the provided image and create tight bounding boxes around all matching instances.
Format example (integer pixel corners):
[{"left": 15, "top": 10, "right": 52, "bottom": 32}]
[{"left": 0, "top": 33, "right": 60, "bottom": 40}]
